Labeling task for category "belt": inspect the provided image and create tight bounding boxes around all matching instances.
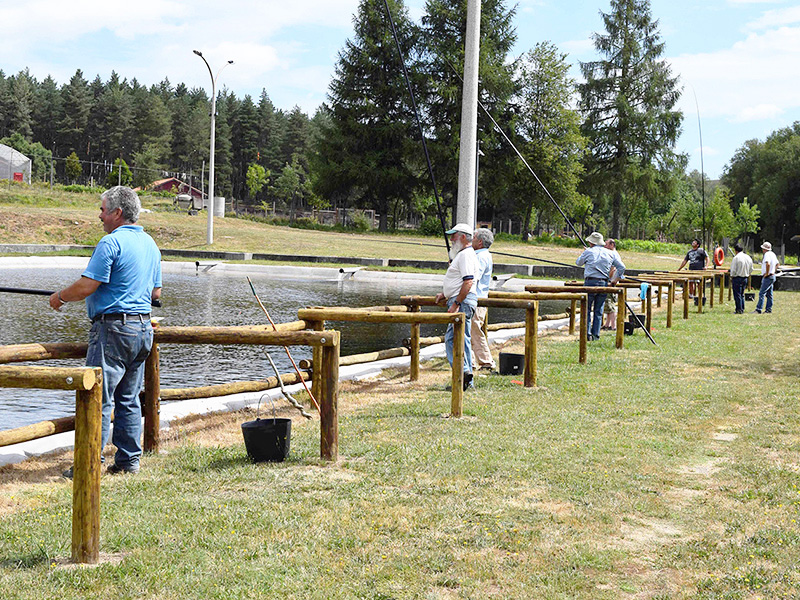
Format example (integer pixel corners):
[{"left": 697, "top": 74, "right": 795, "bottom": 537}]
[{"left": 92, "top": 313, "right": 151, "bottom": 324}]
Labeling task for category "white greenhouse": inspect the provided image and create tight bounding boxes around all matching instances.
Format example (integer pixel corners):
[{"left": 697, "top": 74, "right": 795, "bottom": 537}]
[{"left": 0, "top": 144, "right": 32, "bottom": 184}]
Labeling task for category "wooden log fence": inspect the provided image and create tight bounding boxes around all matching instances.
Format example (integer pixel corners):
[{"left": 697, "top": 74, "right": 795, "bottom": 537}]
[
  {"left": 0, "top": 364, "right": 103, "bottom": 564},
  {"left": 297, "top": 307, "right": 467, "bottom": 417}
]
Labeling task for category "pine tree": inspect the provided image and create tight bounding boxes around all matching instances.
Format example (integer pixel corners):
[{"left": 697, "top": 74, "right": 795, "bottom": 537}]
[
  {"left": 315, "top": 0, "right": 421, "bottom": 231},
  {"left": 578, "top": 0, "right": 682, "bottom": 238},
  {"left": 59, "top": 70, "right": 92, "bottom": 156},
  {"left": 32, "top": 75, "right": 63, "bottom": 151}
]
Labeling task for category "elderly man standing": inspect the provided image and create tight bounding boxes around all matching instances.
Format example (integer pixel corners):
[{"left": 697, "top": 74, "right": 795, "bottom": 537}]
[
  {"left": 51, "top": 186, "right": 162, "bottom": 476},
  {"left": 754, "top": 241, "right": 779, "bottom": 314},
  {"left": 730, "top": 243, "right": 753, "bottom": 314},
  {"left": 576, "top": 231, "right": 625, "bottom": 341},
  {"left": 471, "top": 228, "right": 496, "bottom": 372},
  {"left": 435, "top": 223, "right": 479, "bottom": 390}
]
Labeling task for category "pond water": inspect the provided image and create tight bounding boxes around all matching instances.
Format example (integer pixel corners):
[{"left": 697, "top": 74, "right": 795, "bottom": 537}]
[{"left": 0, "top": 266, "right": 568, "bottom": 431}]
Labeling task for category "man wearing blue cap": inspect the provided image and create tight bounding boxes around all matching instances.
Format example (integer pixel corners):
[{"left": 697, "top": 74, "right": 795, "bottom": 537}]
[{"left": 435, "top": 223, "right": 479, "bottom": 390}]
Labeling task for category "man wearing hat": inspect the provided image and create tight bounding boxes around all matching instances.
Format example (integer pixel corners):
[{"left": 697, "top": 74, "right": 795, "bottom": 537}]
[
  {"left": 435, "top": 223, "right": 479, "bottom": 390},
  {"left": 576, "top": 232, "right": 626, "bottom": 340},
  {"left": 754, "top": 241, "right": 779, "bottom": 313}
]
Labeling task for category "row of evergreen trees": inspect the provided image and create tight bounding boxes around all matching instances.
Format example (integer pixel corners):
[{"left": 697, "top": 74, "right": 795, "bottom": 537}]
[{"left": 2, "top": 0, "right": 770, "bottom": 243}]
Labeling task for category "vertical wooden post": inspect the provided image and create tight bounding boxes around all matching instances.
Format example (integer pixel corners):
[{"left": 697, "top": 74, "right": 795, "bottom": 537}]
[
  {"left": 451, "top": 315, "right": 465, "bottom": 418},
  {"left": 656, "top": 284, "right": 662, "bottom": 308},
  {"left": 709, "top": 273, "right": 715, "bottom": 308},
  {"left": 718, "top": 273, "right": 724, "bottom": 304},
  {"left": 143, "top": 342, "right": 160, "bottom": 453},
  {"left": 319, "top": 331, "right": 340, "bottom": 461},
  {"left": 727, "top": 272, "right": 732, "bottom": 301},
  {"left": 666, "top": 281, "right": 673, "bottom": 329},
  {"left": 308, "top": 320, "right": 324, "bottom": 406},
  {"left": 683, "top": 280, "right": 689, "bottom": 319},
  {"left": 615, "top": 290, "right": 624, "bottom": 350},
  {"left": 580, "top": 296, "right": 588, "bottom": 360},
  {"left": 697, "top": 277, "right": 704, "bottom": 314},
  {"left": 72, "top": 376, "right": 102, "bottom": 564},
  {"left": 645, "top": 285, "right": 653, "bottom": 332},
  {"left": 524, "top": 302, "right": 538, "bottom": 386},
  {"left": 409, "top": 304, "right": 420, "bottom": 382},
  {"left": 569, "top": 299, "right": 576, "bottom": 335}
]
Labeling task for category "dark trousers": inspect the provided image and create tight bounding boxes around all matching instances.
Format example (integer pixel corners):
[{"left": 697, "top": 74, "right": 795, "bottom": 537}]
[{"left": 732, "top": 276, "right": 747, "bottom": 313}]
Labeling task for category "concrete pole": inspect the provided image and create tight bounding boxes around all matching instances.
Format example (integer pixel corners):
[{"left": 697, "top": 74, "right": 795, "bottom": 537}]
[{"left": 455, "top": 0, "right": 481, "bottom": 227}]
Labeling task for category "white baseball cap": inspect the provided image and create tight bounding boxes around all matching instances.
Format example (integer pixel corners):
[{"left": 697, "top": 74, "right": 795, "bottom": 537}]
[{"left": 445, "top": 223, "right": 473, "bottom": 235}]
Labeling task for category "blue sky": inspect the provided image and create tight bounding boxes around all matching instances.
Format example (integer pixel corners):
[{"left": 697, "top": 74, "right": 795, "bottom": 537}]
[{"left": 2, "top": 0, "right": 799, "bottom": 179}]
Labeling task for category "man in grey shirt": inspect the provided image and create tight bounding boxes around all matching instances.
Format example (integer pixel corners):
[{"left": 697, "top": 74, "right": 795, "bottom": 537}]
[{"left": 576, "top": 232, "right": 626, "bottom": 340}]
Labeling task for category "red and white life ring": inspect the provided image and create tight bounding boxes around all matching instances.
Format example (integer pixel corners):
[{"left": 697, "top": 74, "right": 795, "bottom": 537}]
[{"left": 713, "top": 247, "right": 725, "bottom": 266}]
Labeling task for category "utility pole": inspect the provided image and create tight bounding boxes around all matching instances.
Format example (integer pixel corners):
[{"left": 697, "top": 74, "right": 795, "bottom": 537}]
[{"left": 455, "top": 0, "right": 481, "bottom": 228}]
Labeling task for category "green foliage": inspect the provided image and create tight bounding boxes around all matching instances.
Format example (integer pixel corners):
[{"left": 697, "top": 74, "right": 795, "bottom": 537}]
[
  {"left": 734, "top": 198, "right": 761, "bottom": 240},
  {"left": 579, "top": 0, "right": 683, "bottom": 238},
  {"left": 64, "top": 151, "right": 82, "bottom": 183},
  {"left": 106, "top": 157, "right": 133, "bottom": 187},
  {"left": 245, "top": 163, "right": 269, "bottom": 200},
  {"left": 418, "top": 215, "right": 445, "bottom": 237},
  {"left": 514, "top": 42, "right": 587, "bottom": 239},
  {"left": 347, "top": 209, "right": 371, "bottom": 232},
  {"left": 61, "top": 184, "right": 100, "bottom": 194},
  {"left": 131, "top": 143, "right": 164, "bottom": 189}
]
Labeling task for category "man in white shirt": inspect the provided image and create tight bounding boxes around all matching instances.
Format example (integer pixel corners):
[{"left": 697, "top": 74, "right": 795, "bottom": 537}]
[
  {"left": 435, "top": 223, "right": 479, "bottom": 390},
  {"left": 754, "top": 241, "right": 779, "bottom": 314},
  {"left": 729, "top": 243, "right": 753, "bottom": 314}
]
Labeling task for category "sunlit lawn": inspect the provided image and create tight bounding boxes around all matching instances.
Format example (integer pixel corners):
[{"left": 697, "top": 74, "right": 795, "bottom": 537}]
[{"left": 2, "top": 291, "right": 799, "bottom": 598}]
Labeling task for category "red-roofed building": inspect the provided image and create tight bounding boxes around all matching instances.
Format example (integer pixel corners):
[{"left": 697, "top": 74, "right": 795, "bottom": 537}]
[{"left": 135, "top": 178, "right": 204, "bottom": 200}]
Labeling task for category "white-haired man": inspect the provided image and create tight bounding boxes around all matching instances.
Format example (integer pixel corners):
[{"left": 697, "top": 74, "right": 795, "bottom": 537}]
[
  {"left": 435, "top": 223, "right": 479, "bottom": 390},
  {"left": 471, "top": 227, "right": 496, "bottom": 372},
  {"left": 51, "top": 186, "right": 162, "bottom": 476}
]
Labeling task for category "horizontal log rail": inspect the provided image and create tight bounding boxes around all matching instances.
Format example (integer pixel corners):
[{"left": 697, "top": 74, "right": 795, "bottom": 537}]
[
  {"left": 0, "top": 365, "right": 102, "bottom": 564},
  {"left": 154, "top": 327, "right": 335, "bottom": 346},
  {"left": 0, "top": 342, "right": 88, "bottom": 364},
  {"left": 298, "top": 308, "right": 459, "bottom": 325}
]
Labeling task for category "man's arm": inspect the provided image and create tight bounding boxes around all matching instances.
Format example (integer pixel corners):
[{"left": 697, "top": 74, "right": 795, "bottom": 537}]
[
  {"left": 152, "top": 287, "right": 162, "bottom": 301},
  {"left": 49, "top": 276, "right": 101, "bottom": 311},
  {"left": 678, "top": 258, "right": 688, "bottom": 271}
]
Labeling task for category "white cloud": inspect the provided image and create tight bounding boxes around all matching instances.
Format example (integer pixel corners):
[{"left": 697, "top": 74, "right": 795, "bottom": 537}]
[
  {"left": 746, "top": 6, "right": 800, "bottom": 29},
  {"left": 669, "top": 24, "right": 800, "bottom": 123}
]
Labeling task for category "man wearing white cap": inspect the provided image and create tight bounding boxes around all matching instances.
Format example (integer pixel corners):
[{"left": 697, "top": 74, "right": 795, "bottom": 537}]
[
  {"left": 435, "top": 223, "right": 479, "bottom": 390},
  {"left": 754, "top": 241, "right": 779, "bottom": 313},
  {"left": 576, "top": 231, "right": 626, "bottom": 341}
]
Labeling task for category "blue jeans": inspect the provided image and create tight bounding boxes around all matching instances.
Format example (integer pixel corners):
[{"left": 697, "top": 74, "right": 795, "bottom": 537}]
[
  {"left": 732, "top": 276, "right": 747, "bottom": 313},
  {"left": 86, "top": 318, "right": 153, "bottom": 468},
  {"left": 584, "top": 278, "right": 607, "bottom": 339},
  {"left": 444, "top": 299, "right": 475, "bottom": 373},
  {"left": 755, "top": 275, "right": 775, "bottom": 313}
]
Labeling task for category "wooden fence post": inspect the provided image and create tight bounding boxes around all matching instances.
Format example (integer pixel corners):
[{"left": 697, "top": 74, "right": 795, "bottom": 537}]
[
  {"left": 579, "top": 297, "right": 588, "bottom": 362},
  {"left": 698, "top": 276, "right": 705, "bottom": 314},
  {"left": 666, "top": 281, "right": 673, "bottom": 329},
  {"left": 308, "top": 320, "right": 324, "bottom": 408},
  {"left": 451, "top": 315, "right": 464, "bottom": 418},
  {"left": 718, "top": 273, "right": 724, "bottom": 305},
  {"left": 72, "top": 376, "right": 102, "bottom": 564},
  {"left": 569, "top": 299, "right": 576, "bottom": 335},
  {"left": 709, "top": 273, "right": 715, "bottom": 308},
  {"left": 319, "top": 331, "right": 340, "bottom": 461},
  {"left": 524, "top": 303, "right": 538, "bottom": 387},
  {"left": 683, "top": 280, "right": 689, "bottom": 319},
  {"left": 656, "top": 284, "right": 662, "bottom": 308},
  {"left": 615, "top": 290, "right": 624, "bottom": 349},
  {"left": 409, "top": 304, "right": 420, "bottom": 382},
  {"left": 645, "top": 285, "right": 653, "bottom": 332},
  {"left": 143, "top": 342, "right": 160, "bottom": 453}
]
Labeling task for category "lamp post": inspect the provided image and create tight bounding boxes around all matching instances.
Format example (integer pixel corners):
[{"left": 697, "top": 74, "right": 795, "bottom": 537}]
[{"left": 193, "top": 50, "right": 233, "bottom": 245}]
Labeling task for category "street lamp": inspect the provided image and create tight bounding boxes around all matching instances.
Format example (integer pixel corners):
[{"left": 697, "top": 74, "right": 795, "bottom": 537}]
[{"left": 193, "top": 50, "right": 233, "bottom": 245}]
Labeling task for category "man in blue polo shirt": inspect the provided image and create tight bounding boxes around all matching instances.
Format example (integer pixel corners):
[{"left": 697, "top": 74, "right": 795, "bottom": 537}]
[{"left": 50, "top": 186, "right": 161, "bottom": 476}]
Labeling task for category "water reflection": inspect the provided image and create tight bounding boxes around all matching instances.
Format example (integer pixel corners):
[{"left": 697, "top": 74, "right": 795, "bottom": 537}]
[{"left": 0, "top": 266, "right": 567, "bottom": 431}]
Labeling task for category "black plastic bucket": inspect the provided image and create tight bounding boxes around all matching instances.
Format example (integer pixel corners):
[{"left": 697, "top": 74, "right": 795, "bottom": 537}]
[
  {"left": 623, "top": 322, "right": 635, "bottom": 335},
  {"left": 628, "top": 314, "right": 645, "bottom": 326},
  {"left": 499, "top": 352, "right": 525, "bottom": 375},
  {"left": 745, "top": 292, "right": 755, "bottom": 301},
  {"left": 241, "top": 396, "right": 291, "bottom": 462}
]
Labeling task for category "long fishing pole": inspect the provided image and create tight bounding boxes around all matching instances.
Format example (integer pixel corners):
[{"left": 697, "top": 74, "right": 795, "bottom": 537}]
[
  {"left": 246, "top": 277, "right": 321, "bottom": 414},
  {"left": 382, "top": 0, "right": 450, "bottom": 257},
  {"left": 0, "top": 286, "right": 162, "bottom": 307}
]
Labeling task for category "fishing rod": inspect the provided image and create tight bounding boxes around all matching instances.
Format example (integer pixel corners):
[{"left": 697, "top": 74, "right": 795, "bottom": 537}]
[
  {"left": 0, "top": 286, "right": 162, "bottom": 307},
  {"left": 381, "top": 0, "right": 450, "bottom": 257},
  {"left": 247, "top": 277, "right": 321, "bottom": 414}
]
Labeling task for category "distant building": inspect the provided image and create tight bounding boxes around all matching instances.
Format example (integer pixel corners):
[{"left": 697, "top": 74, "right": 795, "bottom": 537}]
[
  {"left": 136, "top": 177, "right": 203, "bottom": 200},
  {"left": 0, "top": 144, "right": 32, "bottom": 184}
]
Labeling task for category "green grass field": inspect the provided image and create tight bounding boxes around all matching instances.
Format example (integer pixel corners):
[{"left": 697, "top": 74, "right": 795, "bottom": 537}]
[{"left": 1, "top": 291, "right": 799, "bottom": 598}]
